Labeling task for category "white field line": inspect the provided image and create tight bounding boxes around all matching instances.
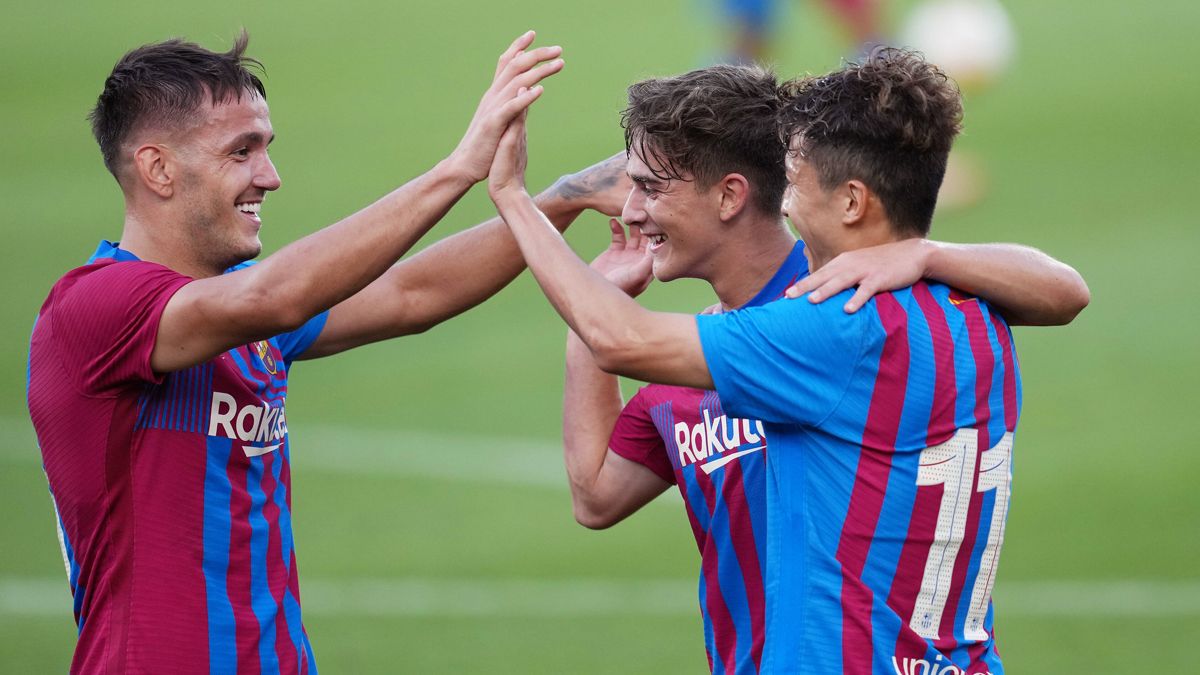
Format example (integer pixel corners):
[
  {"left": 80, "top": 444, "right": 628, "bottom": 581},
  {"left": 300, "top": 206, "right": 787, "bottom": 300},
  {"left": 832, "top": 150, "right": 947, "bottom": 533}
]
[
  {"left": 3, "top": 577, "right": 1199, "bottom": 619},
  {"left": 2, "top": 417, "right": 601, "bottom": 492},
  {"left": 2, "top": 417, "right": 682, "bottom": 505}
]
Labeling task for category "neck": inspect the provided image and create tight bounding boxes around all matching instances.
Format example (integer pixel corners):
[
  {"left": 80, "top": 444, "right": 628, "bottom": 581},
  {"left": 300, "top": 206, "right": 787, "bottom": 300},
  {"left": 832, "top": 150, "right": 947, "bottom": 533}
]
[
  {"left": 119, "top": 208, "right": 222, "bottom": 279},
  {"left": 809, "top": 221, "right": 908, "bottom": 273},
  {"left": 708, "top": 215, "right": 797, "bottom": 310}
]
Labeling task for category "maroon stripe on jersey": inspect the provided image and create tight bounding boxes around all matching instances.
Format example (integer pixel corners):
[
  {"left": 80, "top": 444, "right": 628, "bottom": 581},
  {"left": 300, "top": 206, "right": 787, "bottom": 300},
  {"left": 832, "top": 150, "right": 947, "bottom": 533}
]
[
  {"left": 130, "top": 429, "right": 211, "bottom": 672},
  {"left": 226, "top": 456, "right": 262, "bottom": 675},
  {"left": 722, "top": 458, "right": 766, "bottom": 671},
  {"left": 695, "top": 470, "right": 740, "bottom": 673},
  {"left": 988, "top": 314, "right": 1018, "bottom": 431},
  {"left": 261, "top": 452, "right": 298, "bottom": 674},
  {"left": 934, "top": 300, "right": 995, "bottom": 648},
  {"left": 890, "top": 284, "right": 962, "bottom": 661},
  {"left": 837, "top": 294, "right": 910, "bottom": 675},
  {"left": 102, "top": 392, "right": 139, "bottom": 675}
]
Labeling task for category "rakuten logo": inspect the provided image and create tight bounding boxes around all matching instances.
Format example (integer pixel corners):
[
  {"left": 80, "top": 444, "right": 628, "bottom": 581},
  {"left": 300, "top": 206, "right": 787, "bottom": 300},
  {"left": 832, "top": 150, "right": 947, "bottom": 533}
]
[
  {"left": 673, "top": 409, "right": 765, "bottom": 470},
  {"left": 207, "top": 392, "right": 287, "bottom": 456},
  {"left": 892, "top": 654, "right": 994, "bottom": 675}
]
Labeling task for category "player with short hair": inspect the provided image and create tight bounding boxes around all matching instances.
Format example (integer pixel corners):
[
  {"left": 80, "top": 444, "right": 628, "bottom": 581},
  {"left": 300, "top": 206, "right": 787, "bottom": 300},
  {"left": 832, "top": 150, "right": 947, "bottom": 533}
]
[
  {"left": 495, "top": 49, "right": 1086, "bottom": 673},
  {"left": 25, "top": 31, "right": 632, "bottom": 673}
]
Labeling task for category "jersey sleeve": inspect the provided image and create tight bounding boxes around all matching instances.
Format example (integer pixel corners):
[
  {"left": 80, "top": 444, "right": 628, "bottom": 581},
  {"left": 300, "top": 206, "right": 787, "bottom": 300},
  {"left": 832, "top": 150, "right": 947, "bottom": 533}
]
[
  {"left": 695, "top": 290, "right": 868, "bottom": 426},
  {"left": 273, "top": 310, "right": 329, "bottom": 364},
  {"left": 608, "top": 387, "right": 676, "bottom": 485},
  {"left": 50, "top": 262, "right": 193, "bottom": 394},
  {"left": 225, "top": 260, "right": 328, "bottom": 363}
]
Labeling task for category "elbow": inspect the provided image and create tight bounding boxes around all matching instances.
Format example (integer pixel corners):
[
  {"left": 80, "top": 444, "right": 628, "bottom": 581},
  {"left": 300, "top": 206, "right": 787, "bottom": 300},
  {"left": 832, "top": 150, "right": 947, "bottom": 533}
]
[
  {"left": 1042, "top": 276, "right": 1092, "bottom": 326},
  {"left": 572, "top": 501, "right": 621, "bottom": 530},
  {"left": 587, "top": 332, "right": 641, "bottom": 377}
]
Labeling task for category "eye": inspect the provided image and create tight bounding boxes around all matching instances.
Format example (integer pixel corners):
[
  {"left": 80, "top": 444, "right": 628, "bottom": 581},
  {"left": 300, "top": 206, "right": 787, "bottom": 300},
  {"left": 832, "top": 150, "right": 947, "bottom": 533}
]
[{"left": 232, "top": 147, "right": 250, "bottom": 158}]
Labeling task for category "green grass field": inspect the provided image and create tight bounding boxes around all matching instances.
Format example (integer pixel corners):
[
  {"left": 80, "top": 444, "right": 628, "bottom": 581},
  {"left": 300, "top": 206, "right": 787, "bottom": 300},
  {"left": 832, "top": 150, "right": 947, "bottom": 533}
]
[{"left": 2, "top": 0, "right": 1197, "bottom": 671}]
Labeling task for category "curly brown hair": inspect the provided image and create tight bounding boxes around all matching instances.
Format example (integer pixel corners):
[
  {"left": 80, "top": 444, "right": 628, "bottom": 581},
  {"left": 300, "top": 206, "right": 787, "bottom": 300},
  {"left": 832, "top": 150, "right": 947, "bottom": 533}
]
[
  {"left": 621, "top": 65, "right": 788, "bottom": 217},
  {"left": 779, "top": 47, "right": 963, "bottom": 235},
  {"left": 90, "top": 30, "right": 266, "bottom": 179}
]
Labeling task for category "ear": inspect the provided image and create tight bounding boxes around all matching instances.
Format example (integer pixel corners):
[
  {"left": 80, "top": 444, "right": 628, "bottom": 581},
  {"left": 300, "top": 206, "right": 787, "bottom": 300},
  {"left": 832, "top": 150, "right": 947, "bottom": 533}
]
[
  {"left": 841, "top": 179, "right": 871, "bottom": 226},
  {"left": 131, "top": 144, "right": 174, "bottom": 198},
  {"left": 716, "top": 173, "right": 751, "bottom": 222}
]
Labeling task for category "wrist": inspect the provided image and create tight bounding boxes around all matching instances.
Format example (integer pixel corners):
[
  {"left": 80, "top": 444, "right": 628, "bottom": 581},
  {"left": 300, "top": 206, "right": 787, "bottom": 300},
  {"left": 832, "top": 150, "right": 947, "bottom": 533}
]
[
  {"left": 535, "top": 185, "right": 584, "bottom": 232},
  {"left": 433, "top": 155, "right": 481, "bottom": 191},
  {"left": 919, "top": 238, "right": 948, "bottom": 279}
]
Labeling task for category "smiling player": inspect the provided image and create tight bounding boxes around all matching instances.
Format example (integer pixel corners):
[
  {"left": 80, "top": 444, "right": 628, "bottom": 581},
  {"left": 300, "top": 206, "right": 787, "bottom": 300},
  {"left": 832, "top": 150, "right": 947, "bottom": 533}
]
[
  {"left": 24, "top": 31, "right": 636, "bottom": 674},
  {"left": 502, "top": 56, "right": 1088, "bottom": 673}
]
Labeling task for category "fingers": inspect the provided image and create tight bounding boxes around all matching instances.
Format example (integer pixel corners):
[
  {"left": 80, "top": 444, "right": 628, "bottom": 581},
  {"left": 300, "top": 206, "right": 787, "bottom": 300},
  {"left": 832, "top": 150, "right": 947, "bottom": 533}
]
[
  {"left": 495, "top": 31, "right": 537, "bottom": 78},
  {"left": 494, "top": 83, "right": 545, "bottom": 123},
  {"left": 624, "top": 221, "right": 645, "bottom": 251},
  {"left": 608, "top": 218, "right": 626, "bottom": 247},
  {"left": 785, "top": 274, "right": 819, "bottom": 299},
  {"left": 509, "top": 57, "right": 564, "bottom": 96},
  {"left": 496, "top": 45, "right": 563, "bottom": 91},
  {"left": 843, "top": 285, "right": 874, "bottom": 314}
]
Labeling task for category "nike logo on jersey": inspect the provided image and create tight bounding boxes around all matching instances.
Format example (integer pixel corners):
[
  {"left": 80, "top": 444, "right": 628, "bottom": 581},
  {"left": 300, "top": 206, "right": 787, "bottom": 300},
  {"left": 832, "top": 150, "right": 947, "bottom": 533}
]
[{"left": 699, "top": 445, "right": 765, "bottom": 474}]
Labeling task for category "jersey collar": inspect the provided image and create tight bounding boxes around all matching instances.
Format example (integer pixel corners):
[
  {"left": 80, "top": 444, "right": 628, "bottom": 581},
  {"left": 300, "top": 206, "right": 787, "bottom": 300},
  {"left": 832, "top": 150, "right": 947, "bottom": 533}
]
[{"left": 88, "top": 240, "right": 141, "bottom": 264}]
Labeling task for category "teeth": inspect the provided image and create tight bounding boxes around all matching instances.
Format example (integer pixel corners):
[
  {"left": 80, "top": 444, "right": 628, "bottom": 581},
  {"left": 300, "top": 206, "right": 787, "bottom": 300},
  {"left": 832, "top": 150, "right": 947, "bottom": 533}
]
[{"left": 237, "top": 202, "right": 261, "bottom": 214}]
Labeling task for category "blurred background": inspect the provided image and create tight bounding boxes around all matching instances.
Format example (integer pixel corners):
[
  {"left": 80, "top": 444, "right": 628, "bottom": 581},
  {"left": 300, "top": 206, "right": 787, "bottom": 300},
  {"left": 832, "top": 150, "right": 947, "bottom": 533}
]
[{"left": 2, "top": 0, "right": 1196, "bottom": 671}]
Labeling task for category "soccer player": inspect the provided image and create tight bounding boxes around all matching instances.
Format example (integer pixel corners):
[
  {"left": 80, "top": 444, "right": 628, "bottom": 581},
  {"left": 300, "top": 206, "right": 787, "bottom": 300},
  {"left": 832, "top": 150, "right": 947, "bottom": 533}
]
[
  {"left": 25, "top": 32, "right": 628, "bottom": 673},
  {"left": 719, "top": 0, "right": 885, "bottom": 65},
  {"left": 491, "top": 50, "right": 1086, "bottom": 673},
  {"left": 561, "top": 64, "right": 1085, "bottom": 674}
]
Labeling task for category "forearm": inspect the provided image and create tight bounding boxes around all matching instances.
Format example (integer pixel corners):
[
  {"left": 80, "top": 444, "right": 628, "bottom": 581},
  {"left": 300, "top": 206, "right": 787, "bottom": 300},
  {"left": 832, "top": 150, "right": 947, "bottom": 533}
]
[
  {"left": 494, "top": 189, "right": 712, "bottom": 388},
  {"left": 377, "top": 187, "right": 584, "bottom": 333},
  {"left": 563, "top": 330, "right": 624, "bottom": 505},
  {"left": 244, "top": 159, "right": 474, "bottom": 329},
  {"left": 925, "top": 241, "right": 1090, "bottom": 326}
]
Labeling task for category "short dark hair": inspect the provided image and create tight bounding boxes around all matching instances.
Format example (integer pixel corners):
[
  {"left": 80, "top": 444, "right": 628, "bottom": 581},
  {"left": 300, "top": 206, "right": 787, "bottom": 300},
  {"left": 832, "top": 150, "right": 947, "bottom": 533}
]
[
  {"left": 621, "top": 65, "right": 788, "bottom": 217},
  {"left": 89, "top": 30, "right": 266, "bottom": 178},
  {"left": 779, "top": 47, "right": 963, "bottom": 235}
]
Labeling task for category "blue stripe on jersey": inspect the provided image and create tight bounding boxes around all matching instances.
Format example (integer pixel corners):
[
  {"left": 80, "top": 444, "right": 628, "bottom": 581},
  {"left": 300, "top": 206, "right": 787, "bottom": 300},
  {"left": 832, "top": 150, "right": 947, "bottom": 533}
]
[
  {"left": 951, "top": 488, "right": 996, "bottom": 650},
  {"left": 937, "top": 289, "right": 980, "bottom": 433},
  {"left": 303, "top": 631, "right": 317, "bottom": 674},
  {"left": 246, "top": 454, "right": 281, "bottom": 675},
  {"left": 230, "top": 348, "right": 288, "bottom": 404},
  {"left": 983, "top": 314, "right": 1009, "bottom": 447},
  {"left": 708, "top": 465, "right": 754, "bottom": 670},
  {"left": 53, "top": 498, "right": 87, "bottom": 633},
  {"left": 862, "top": 289, "right": 934, "bottom": 661},
  {"left": 271, "top": 444, "right": 306, "bottom": 666},
  {"left": 282, "top": 587, "right": 308, "bottom": 671},
  {"left": 136, "top": 363, "right": 214, "bottom": 433},
  {"left": 697, "top": 574, "right": 721, "bottom": 675},
  {"left": 203, "top": 436, "right": 237, "bottom": 674}
]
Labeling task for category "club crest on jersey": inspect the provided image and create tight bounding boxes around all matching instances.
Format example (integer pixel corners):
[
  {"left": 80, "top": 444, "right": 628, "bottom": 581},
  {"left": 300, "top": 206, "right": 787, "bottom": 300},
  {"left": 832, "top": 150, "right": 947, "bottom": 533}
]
[{"left": 253, "top": 340, "right": 278, "bottom": 374}]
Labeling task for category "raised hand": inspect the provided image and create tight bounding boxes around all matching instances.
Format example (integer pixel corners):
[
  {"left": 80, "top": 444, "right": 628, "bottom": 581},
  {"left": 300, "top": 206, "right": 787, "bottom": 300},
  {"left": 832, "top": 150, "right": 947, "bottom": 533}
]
[
  {"left": 548, "top": 152, "right": 633, "bottom": 218},
  {"left": 591, "top": 219, "right": 653, "bottom": 297},
  {"left": 450, "top": 31, "right": 564, "bottom": 183},
  {"left": 784, "top": 238, "right": 931, "bottom": 312},
  {"left": 488, "top": 94, "right": 530, "bottom": 201}
]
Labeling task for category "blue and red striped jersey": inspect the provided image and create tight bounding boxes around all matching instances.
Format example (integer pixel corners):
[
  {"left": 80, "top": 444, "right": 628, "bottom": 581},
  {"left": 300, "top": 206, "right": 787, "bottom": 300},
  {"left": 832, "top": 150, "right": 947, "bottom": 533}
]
[
  {"left": 608, "top": 241, "right": 808, "bottom": 674},
  {"left": 697, "top": 281, "right": 1020, "bottom": 675},
  {"left": 27, "top": 241, "right": 327, "bottom": 674}
]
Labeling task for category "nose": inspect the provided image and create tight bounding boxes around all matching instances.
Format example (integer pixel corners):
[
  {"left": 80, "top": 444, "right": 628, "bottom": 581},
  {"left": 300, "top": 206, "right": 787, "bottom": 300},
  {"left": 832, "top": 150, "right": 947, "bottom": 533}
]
[
  {"left": 256, "top": 154, "right": 282, "bottom": 191},
  {"left": 621, "top": 188, "right": 645, "bottom": 227}
]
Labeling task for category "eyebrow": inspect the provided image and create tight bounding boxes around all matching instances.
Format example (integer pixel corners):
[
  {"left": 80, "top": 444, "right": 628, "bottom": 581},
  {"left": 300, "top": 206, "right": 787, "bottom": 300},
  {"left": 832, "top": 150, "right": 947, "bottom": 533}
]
[
  {"left": 224, "top": 131, "right": 275, "bottom": 151},
  {"left": 629, "top": 172, "right": 666, "bottom": 187}
]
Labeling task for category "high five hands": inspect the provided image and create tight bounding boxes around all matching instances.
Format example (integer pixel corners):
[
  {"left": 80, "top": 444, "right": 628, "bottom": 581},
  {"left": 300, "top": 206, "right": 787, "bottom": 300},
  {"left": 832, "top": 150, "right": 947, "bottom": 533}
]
[{"left": 451, "top": 31, "right": 563, "bottom": 184}]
